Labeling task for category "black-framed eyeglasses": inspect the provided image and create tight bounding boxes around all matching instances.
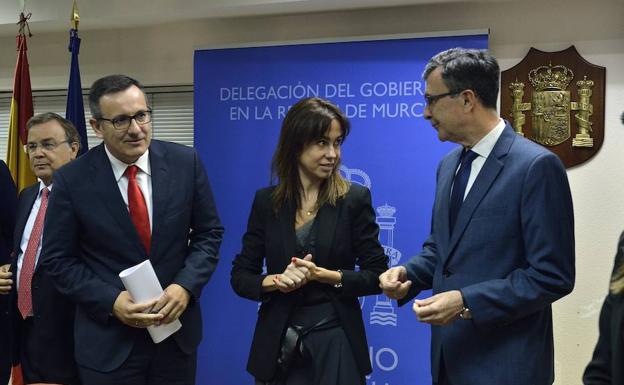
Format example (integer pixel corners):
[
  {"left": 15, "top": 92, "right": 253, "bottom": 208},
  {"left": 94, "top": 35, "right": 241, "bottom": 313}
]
[
  {"left": 98, "top": 110, "right": 152, "bottom": 130},
  {"left": 424, "top": 91, "right": 463, "bottom": 106},
  {"left": 24, "top": 140, "right": 70, "bottom": 154}
]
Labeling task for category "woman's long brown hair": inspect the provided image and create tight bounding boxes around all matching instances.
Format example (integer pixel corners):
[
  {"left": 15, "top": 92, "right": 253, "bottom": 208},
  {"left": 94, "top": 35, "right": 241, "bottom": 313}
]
[
  {"left": 611, "top": 263, "right": 624, "bottom": 294},
  {"left": 271, "top": 97, "right": 350, "bottom": 213}
]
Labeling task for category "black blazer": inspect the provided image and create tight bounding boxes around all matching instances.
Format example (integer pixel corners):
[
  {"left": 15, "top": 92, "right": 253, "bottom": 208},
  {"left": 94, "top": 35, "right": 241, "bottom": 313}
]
[
  {"left": 0, "top": 159, "right": 16, "bottom": 268},
  {"left": 584, "top": 231, "right": 624, "bottom": 385},
  {"left": 40, "top": 140, "right": 224, "bottom": 372},
  {"left": 231, "top": 184, "right": 389, "bottom": 381},
  {"left": 9, "top": 183, "right": 79, "bottom": 383},
  {"left": 0, "top": 160, "right": 17, "bottom": 385}
]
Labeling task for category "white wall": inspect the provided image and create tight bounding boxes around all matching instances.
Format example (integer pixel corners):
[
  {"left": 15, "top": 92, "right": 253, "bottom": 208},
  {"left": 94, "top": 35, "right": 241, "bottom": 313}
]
[{"left": 1, "top": 0, "right": 623, "bottom": 383}]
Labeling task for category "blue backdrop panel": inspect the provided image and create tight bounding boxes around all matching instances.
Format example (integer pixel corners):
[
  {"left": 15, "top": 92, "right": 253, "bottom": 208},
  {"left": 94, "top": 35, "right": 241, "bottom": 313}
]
[{"left": 194, "top": 33, "right": 488, "bottom": 385}]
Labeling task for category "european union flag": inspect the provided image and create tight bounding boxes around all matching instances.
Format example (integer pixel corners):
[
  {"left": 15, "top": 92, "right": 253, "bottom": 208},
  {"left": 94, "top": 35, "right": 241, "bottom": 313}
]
[{"left": 66, "top": 28, "right": 89, "bottom": 156}]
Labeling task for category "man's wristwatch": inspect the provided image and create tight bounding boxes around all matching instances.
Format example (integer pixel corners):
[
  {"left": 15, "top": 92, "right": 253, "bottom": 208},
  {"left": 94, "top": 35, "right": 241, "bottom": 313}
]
[{"left": 459, "top": 306, "right": 472, "bottom": 320}]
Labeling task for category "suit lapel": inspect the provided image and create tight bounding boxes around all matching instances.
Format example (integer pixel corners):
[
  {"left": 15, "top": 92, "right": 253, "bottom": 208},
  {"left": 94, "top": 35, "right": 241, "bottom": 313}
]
[
  {"left": 13, "top": 185, "right": 38, "bottom": 272},
  {"left": 314, "top": 201, "right": 339, "bottom": 269},
  {"left": 91, "top": 144, "right": 146, "bottom": 259},
  {"left": 437, "top": 150, "right": 461, "bottom": 259},
  {"left": 149, "top": 141, "right": 169, "bottom": 260},
  {"left": 445, "top": 125, "right": 516, "bottom": 263},
  {"left": 278, "top": 202, "right": 297, "bottom": 266},
  {"left": 14, "top": 185, "right": 39, "bottom": 254}
]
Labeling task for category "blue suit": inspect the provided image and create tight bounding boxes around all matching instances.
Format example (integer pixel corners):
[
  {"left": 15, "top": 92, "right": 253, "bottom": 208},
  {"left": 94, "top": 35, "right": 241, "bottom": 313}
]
[
  {"left": 402, "top": 124, "right": 575, "bottom": 385},
  {"left": 40, "top": 140, "right": 224, "bottom": 373}
]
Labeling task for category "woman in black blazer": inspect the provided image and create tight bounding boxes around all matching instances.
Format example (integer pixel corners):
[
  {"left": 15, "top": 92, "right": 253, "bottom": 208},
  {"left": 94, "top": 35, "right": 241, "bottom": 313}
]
[
  {"left": 584, "top": 231, "right": 624, "bottom": 385},
  {"left": 231, "top": 97, "right": 388, "bottom": 385}
]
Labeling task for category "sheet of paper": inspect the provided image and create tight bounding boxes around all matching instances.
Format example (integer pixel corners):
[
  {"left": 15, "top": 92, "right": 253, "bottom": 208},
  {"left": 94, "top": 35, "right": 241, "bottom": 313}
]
[{"left": 119, "top": 260, "right": 182, "bottom": 343}]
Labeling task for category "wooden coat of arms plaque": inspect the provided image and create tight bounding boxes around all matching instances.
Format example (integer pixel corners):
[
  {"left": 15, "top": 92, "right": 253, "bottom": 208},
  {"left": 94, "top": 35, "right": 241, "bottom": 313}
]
[{"left": 501, "top": 46, "right": 606, "bottom": 168}]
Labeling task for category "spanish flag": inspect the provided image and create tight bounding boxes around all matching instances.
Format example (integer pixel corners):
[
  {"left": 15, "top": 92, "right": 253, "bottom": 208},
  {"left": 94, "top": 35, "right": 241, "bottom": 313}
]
[{"left": 6, "top": 32, "right": 36, "bottom": 192}]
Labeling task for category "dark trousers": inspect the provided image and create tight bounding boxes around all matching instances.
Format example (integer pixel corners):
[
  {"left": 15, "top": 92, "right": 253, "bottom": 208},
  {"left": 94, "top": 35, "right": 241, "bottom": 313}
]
[
  {"left": 0, "top": 338, "right": 9, "bottom": 385},
  {"left": 434, "top": 348, "right": 454, "bottom": 385},
  {"left": 257, "top": 303, "right": 363, "bottom": 385},
  {"left": 78, "top": 330, "right": 196, "bottom": 385},
  {"left": 0, "top": 343, "right": 9, "bottom": 385},
  {"left": 256, "top": 326, "right": 362, "bottom": 385},
  {"left": 0, "top": 298, "right": 10, "bottom": 385},
  {"left": 20, "top": 317, "right": 81, "bottom": 385}
]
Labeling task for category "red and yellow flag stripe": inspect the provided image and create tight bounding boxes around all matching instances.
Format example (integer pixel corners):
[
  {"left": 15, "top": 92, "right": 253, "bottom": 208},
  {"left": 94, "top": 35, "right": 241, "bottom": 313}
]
[{"left": 6, "top": 34, "right": 36, "bottom": 192}]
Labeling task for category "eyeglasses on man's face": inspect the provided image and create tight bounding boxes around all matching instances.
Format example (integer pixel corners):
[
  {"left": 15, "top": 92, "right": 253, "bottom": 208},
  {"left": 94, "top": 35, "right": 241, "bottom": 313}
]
[
  {"left": 97, "top": 110, "right": 152, "bottom": 131},
  {"left": 424, "top": 90, "right": 464, "bottom": 106},
  {"left": 24, "top": 140, "right": 70, "bottom": 154}
]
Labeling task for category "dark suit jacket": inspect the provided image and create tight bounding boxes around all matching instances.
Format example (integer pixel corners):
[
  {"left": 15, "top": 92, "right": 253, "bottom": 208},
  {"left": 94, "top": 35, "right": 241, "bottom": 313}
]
[
  {"left": 0, "top": 160, "right": 17, "bottom": 385},
  {"left": 0, "top": 159, "right": 16, "bottom": 270},
  {"left": 583, "top": 231, "right": 624, "bottom": 385},
  {"left": 231, "top": 184, "right": 389, "bottom": 381},
  {"left": 401, "top": 124, "right": 575, "bottom": 385},
  {"left": 40, "top": 140, "right": 224, "bottom": 372},
  {"left": 9, "top": 183, "right": 79, "bottom": 383}
]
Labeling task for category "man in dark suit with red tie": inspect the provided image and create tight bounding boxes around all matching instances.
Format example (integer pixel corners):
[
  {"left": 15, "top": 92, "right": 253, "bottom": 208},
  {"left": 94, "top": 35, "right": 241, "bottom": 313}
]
[
  {"left": 0, "top": 159, "right": 17, "bottom": 385},
  {"left": 8, "top": 112, "right": 81, "bottom": 384},
  {"left": 40, "top": 74, "right": 224, "bottom": 385}
]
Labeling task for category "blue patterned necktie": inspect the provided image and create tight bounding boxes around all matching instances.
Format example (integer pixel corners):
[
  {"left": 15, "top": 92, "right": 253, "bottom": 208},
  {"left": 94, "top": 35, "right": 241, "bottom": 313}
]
[{"left": 449, "top": 149, "right": 478, "bottom": 233}]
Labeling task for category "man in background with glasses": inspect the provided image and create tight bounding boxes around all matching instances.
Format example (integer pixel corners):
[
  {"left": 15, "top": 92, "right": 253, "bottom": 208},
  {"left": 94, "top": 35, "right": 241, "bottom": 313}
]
[
  {"left": 4, "top": 112, "right": 80, "bottom": 384},
  {"left": 380, "top": 48, "right": 575, "bottom": 385},
  {"left": 40, "top": 74, "right": 224, "bottom": 385}
]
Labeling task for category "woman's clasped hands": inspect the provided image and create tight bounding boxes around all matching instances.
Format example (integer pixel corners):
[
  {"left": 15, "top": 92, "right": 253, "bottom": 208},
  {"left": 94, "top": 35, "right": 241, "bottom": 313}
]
[{"left": 273, "top": 254, "right": 319, "bottom": 293}]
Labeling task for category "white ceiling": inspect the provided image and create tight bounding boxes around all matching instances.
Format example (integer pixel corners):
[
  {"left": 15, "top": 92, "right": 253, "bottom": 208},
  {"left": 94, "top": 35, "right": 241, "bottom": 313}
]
[{"left": 0, "top": 0, "right": 513, "bottom": 36}]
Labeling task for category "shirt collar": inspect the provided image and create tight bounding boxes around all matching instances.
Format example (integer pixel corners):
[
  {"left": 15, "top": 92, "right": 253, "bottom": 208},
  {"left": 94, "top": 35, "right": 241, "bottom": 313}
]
[
  {"left": 104, "top": 145, "right": 151, "bottom": 182},
  {"left": 470, "top": 118, "right": 506, "bottom": 159},
  {"left": 37, "top": 180, "right": 52, "bottom": 196}
]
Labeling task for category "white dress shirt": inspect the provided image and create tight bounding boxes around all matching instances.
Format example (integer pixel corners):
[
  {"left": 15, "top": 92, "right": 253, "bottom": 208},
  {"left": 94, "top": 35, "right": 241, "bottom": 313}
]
[
  {"left": 461, "top": 118, "right": 506, "bottom": 199},
  {"left": 16, "top": 181, "right": 52, "bottom": 289},
  {"left": 104, "top": 145, "right": 153, "bottom": 231}
]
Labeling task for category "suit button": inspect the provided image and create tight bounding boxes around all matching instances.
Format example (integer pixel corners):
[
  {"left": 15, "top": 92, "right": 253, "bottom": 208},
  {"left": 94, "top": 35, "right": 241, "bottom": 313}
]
[{"left": 443, "top": 269, "right": 452, "bottom": 278}]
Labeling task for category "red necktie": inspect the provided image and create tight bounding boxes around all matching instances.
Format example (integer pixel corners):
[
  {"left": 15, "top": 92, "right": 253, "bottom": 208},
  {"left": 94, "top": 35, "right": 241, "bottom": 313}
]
[
  {"left": 125, "top": 165, "right": 151, "bottom": 254},
  {"left": 18, "top": 187, "right": 49, "bottom": 319}
]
